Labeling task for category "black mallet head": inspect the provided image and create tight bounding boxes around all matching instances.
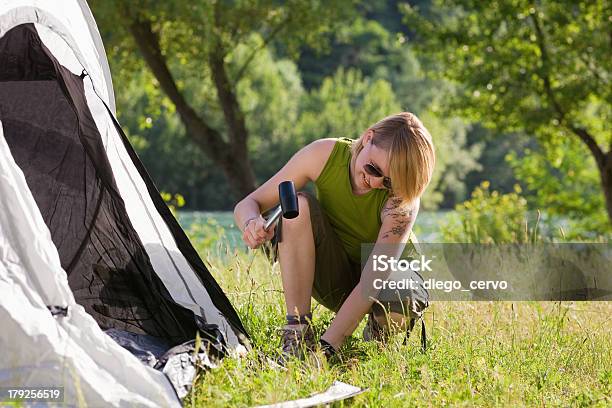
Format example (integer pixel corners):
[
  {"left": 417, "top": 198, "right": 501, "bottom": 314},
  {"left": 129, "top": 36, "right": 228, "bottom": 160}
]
[
  {"left": 264, "top": 181, "right": 299, "bottom": 230},
  {"left": 278, "top": 180, "right": 299, "bottom": 219}
]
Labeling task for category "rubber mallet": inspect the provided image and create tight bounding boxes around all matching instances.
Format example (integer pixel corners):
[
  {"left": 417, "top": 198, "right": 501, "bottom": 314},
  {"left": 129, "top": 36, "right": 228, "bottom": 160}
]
[{"left": 264, "top": 181, "right": 299, "bottom": 230}]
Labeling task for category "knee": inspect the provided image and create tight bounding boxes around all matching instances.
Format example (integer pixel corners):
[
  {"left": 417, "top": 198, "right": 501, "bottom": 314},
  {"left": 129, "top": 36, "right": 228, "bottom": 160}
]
[{"left": 282, "top": 193, "right": 311, "bottom": 232}]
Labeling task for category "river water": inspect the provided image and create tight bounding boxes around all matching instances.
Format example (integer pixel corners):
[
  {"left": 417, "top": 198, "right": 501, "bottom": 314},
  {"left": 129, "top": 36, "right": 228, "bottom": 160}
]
[{"left": 178, "top": 210, "right": 451, "bottom": 250}]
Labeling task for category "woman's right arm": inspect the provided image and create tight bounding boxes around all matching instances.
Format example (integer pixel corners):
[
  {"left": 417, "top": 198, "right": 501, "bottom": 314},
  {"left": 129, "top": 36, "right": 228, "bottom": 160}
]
[{"left": 233, "top": 139, "right": 335, "bottom": 248}]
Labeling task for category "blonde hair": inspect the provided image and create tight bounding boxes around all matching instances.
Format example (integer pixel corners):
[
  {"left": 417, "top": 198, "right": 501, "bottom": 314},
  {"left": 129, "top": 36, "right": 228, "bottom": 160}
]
[{"left": 351, "top": 112, "right": 435, "bottom": 206}]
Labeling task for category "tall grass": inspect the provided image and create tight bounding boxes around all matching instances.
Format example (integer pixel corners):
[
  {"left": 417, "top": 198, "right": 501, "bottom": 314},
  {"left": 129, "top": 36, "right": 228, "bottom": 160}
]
[{"left": 185, "top": 242, "right": 611, "bottom": 407}]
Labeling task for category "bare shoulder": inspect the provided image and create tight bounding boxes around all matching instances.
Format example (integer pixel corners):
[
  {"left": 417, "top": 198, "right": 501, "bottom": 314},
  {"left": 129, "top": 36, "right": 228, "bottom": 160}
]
[
  {"left": 299, "top": 138, "right": 337, "bottom": 181},
  {"left": 306, "top": 138, "right": 336, "bottom": 156}
]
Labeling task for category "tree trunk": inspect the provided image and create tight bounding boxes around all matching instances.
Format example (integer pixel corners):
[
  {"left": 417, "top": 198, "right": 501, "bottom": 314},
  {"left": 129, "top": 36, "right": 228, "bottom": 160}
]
[
  {"left": 208, "top": 40, "right": 257, "bottom": 199},
  {"left": 125, "top": 17, "right": 257, "bottom": 201},
  {"left": 220, "top": 151, "right": 257, "bottom": 199},
  {"left": 178, "top": 114, "right": 256, "bottom": 200},
  {"left": 600, "top": 152, "right": 612, "bottom": 226}
]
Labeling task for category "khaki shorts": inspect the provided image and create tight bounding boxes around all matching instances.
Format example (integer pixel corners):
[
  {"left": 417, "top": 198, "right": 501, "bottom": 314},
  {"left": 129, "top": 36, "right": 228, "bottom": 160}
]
[{"left": 272, "top": 192, "right": 428, "bottom": 319}]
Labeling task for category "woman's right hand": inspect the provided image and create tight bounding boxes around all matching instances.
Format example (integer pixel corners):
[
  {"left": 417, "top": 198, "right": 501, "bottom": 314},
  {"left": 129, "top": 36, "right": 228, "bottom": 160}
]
[{"left": 241, "top": 215, "right": 275, "bottom": 249}]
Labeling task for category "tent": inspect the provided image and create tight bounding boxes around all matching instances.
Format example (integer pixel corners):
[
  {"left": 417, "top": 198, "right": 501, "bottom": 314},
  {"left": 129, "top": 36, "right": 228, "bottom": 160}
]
[{"left": 0, "top": 0, "right": 248, "bottom": 406}]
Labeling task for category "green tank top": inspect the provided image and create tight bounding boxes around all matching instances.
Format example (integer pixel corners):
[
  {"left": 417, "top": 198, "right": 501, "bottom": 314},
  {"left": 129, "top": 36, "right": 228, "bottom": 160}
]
[{"left": 315, "top": 138, "right": 389, "bottom": 263}]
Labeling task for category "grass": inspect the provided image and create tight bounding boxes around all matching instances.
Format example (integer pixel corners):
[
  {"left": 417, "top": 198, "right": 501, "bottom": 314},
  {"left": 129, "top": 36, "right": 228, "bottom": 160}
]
[{"left": 185, "top": 239, "right": 611, "bottom": 407}]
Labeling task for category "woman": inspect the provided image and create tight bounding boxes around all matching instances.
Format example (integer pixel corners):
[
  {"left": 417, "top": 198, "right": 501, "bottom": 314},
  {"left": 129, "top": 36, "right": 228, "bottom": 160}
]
[{"left": 234, "top": 112, "right": 435, "bottom": 358}]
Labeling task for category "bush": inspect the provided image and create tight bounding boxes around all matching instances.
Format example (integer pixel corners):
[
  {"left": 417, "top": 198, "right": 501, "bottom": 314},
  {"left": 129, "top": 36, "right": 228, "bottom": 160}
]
[
  {"left": 161, "top": 192, "right": 185, "bottom": 217},
  {"left": 441, "top": 182, "right": 542, "bottom": 243}
]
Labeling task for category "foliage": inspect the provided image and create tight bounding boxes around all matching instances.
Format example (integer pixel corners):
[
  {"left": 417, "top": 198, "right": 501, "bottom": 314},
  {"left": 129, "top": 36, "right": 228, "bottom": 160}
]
[
  {"left": 115, "top": 69, "right": 233, "bottom": 209},
  {"left": 403, "top": 0, "right": 612, "bottom": 228},
  {"left": 161, "top": 192, "right": 185, "bottom": 217},
  {"left": 112, "top": 33, "right": 305, "bottom": 209},
  {"left": 294, "top": 68, "right": 402, "bottom": 145},
  {"left": 93, "top": 0, "right": 358, "bottom": 87},
  {"left": 235, "top": 36, "right": 304, "bottom": 184},
  {"left": 91, "top": 0, "right": 359, "bottom": 198},
  {"left": 441, "top": 182, "right": 543, "bottom": 244},
  {"left": 373, "top": 44, "right": 442, "bottom": 116},
  {"left": 295, "top": 17, "right": 394, "bottom": 89},
  {"left": 419, "top": 112, "right": 482, "bottom": 209},
  {"left": 94, "top": 0, "right": 612, "bottom": 226},
  {"left": 402, "top": 0, "right": 610, "bottom": 141},
  {"left": 507, "top": 137, "right": 611, "bottom": 239},
  {"left": 462, "top": 126, "right": 535, "bottom": 202},
  {"left": 296, "top": 15, "right": 443, "bottom": 114}
]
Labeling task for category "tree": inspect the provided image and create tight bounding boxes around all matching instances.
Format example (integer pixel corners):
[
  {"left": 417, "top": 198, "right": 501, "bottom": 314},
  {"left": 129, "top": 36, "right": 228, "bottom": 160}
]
[
  {"left": 403, "top": 1, "right": 612, "bottom": 227},
  {"left": 294, "top": 68, "right": 402, "bottom": 145},
  {"left": 91, "top": 0, "right": 355, "bottom": 199},
  {"left": 507, "top": 136, "right": 609, "bottom": 236},
  {"left": 112, "top": 34, "right": 307, "bottom": 210}
]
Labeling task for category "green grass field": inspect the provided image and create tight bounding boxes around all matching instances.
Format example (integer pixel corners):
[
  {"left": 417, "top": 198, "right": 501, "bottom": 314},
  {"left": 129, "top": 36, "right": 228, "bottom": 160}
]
[{"left": 184, "top": 239, "right": 611, "bottom": 407}]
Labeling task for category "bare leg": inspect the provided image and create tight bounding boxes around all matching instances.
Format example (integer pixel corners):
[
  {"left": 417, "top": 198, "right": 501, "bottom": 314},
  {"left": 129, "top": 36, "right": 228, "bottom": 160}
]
[{"left": 277, "top": 194, "right": 315, "bottom": 316}]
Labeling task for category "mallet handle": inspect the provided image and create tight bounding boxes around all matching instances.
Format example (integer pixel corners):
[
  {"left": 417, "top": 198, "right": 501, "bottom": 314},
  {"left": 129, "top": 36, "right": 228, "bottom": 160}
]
[{"left": 264, "top": 206, "right": 282, "bottom": 231}]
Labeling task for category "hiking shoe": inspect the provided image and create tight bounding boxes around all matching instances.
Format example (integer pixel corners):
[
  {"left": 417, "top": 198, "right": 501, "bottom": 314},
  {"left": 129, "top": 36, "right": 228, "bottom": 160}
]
[
  {"left": 278, "top": 323, "right": 316, "bottom": 361},
  {"left": 318, "top": 339, "right": 337, "bottom": 360},
  {"left": 362, "top": 313, "right": 390, "bottom": 343}
]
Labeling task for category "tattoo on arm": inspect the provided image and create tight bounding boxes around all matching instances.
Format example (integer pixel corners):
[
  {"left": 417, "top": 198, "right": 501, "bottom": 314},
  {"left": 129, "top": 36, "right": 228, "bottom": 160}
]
[{"left": 381, "top": 197, "right": 416, "bottom": 239}]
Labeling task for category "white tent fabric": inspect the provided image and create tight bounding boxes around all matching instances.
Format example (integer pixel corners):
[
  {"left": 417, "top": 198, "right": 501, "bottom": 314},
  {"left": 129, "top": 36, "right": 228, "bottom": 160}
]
[
  {"left": 0, "top": 0, "right": 116, "bottom": 113},
  {"left": 0, "top": 0, "right": 245, "bottom": 405},
  {"left": 0, "top": 0, "right": 242, "bottom": 350},
  {"left": 0, "top": 124, "right": 180, "bottom": 407}
]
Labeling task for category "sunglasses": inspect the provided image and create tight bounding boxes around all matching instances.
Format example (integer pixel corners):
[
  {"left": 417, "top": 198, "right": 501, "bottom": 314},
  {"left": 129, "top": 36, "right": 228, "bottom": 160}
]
[{"left": 364, "top": 162, "right": 392, "bottom": 190}]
